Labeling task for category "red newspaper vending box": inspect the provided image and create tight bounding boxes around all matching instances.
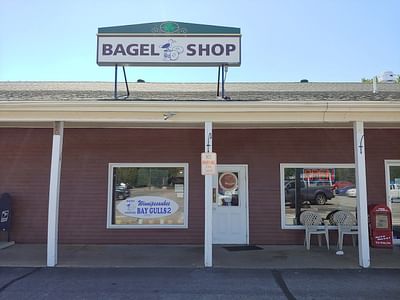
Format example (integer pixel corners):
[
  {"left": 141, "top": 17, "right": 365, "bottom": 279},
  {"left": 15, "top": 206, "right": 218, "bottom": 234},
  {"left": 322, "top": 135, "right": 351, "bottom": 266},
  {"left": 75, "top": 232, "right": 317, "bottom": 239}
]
[{"left": 368, "top": 204, "right": 393, "bottom": 248}]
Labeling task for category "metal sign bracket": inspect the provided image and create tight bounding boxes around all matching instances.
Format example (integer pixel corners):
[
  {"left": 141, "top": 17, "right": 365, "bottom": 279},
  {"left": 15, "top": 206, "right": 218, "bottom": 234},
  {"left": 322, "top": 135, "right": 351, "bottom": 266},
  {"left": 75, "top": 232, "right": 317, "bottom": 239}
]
[
  {"left": 114, "top": 65, "right": 130, "bottom": 100},
  {"left": 216, "top": 65, "right": 230, "bottom": 100}
]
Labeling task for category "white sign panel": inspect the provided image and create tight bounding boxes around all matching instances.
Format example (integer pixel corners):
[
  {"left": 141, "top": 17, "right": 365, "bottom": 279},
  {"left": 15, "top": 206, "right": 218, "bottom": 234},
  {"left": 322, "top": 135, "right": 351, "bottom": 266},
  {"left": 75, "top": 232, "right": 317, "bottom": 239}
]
[
  {"left": 117, "top": 196, "right": 179, "bottom": 219},
  {"left": 97, "top": 36, "right": 240, "bottom": 66},
  {"left": 201, "top": 152, "right": 217, "bottom": 175}
]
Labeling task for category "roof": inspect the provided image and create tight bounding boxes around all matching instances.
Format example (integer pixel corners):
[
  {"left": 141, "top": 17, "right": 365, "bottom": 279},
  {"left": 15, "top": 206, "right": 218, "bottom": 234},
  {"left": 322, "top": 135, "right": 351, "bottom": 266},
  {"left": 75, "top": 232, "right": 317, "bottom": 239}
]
[
  {"left": 1, "top": 82, "right": 400, "bottom": 128},
  {"left": 1, "top": 82, "right": 399, "bottom": 102},
  {"left": 98, "top": 21, "right": 240, "bottom": 35}
]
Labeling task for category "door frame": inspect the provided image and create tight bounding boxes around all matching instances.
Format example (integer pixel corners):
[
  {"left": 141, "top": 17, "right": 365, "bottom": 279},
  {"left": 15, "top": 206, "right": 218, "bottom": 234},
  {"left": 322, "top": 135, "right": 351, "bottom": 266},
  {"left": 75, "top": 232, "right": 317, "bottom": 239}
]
[
  {"left": 212, "top": 164, "right": 249, "bottom": 245},
  {"left": 384, "top": 160, "right": 400, "bottom": 245}
]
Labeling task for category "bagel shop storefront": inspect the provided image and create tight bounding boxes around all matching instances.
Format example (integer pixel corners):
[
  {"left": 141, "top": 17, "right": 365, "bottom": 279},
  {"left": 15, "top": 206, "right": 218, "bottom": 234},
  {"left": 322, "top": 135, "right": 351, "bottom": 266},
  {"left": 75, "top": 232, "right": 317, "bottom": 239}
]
[
  {"left": 1, "top": 22, "right": 400, "bottom": 268},
  {"left": 2, "top": 81, "right": 400, "bottom": 268}
]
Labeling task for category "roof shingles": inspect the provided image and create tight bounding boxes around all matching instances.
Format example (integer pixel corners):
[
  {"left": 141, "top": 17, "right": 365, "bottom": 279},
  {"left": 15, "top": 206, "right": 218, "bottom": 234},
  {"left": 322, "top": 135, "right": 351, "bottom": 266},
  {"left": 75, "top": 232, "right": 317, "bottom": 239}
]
[{"left": 0, "top": 82, "right": 399, "bottom": 102}]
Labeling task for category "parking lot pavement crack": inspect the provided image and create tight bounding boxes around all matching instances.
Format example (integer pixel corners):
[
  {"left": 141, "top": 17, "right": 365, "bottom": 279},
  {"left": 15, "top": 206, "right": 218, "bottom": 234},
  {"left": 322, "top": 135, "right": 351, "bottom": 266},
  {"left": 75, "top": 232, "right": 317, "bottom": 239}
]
[
  {"left": 271, "top": 269, "right": 297, "bottom": 300},
  {"left": 0, "top": 267, "right": 42, "bottom": 293}
]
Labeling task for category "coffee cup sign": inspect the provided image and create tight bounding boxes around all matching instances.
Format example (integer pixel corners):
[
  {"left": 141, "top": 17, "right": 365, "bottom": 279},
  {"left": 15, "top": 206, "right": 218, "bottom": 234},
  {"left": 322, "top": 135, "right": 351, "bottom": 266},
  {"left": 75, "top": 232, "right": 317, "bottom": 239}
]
[{"left": 219, "top": 172, "right": 238, "bottom": 191}]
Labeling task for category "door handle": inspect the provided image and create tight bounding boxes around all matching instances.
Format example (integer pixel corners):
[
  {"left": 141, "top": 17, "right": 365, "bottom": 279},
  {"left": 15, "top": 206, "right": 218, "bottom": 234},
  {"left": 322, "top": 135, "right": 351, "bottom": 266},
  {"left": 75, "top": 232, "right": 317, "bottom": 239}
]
[{"left": 213, "top": 188, "right": 216, "bottom": 203}]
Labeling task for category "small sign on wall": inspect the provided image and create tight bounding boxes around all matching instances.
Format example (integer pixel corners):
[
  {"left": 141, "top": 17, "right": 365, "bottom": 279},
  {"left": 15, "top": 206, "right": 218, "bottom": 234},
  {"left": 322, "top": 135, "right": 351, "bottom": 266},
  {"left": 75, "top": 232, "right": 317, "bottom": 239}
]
[{"left": 201, "top": 152, "right": 217, "bottom": 175}]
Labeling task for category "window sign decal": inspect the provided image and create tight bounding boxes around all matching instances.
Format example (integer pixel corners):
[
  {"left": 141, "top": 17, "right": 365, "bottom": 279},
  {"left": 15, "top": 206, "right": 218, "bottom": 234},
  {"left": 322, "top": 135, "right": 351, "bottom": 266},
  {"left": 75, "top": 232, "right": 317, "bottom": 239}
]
[
  {"left": 219, "top": 172, "right": 238, "bottom": 191},
  {"left": 117, "top": 196, "right": 179, "bottom": 219},
  {"left": 217, "top": 172, "right": 239, "bottom": 206},
  {"left": 1, "top": 210, "right": 9, "bottom": 222},
  {"left": 107, "top": 164, "right": 188, "bottom": 228}
]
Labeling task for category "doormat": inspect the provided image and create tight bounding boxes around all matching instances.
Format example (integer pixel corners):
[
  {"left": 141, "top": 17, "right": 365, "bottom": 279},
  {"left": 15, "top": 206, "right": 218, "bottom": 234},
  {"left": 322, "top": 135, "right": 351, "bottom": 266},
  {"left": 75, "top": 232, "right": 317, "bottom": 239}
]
[{"left": 223, "top": 245, "right": 263, "bottom": 251}]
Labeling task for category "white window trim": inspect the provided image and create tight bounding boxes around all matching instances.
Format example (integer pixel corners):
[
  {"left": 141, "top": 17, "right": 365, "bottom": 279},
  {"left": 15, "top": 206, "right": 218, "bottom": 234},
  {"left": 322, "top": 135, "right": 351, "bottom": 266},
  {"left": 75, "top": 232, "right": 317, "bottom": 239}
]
[
  {"left": 107, "top": 163, "right": 189, "bottom": 229},
  {"left": 280, "top": 163, "right": 355, "bottom": 230},
  {"left": 384, "top": 160, "right": 400, "bottom": 245}
]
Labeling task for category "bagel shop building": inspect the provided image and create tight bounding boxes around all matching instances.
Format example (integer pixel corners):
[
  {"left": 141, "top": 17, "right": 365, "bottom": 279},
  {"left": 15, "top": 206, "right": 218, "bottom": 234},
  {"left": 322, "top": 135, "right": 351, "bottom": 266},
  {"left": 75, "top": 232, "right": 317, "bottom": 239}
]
[{"left": 1, "top": 22, "right": 400, "bottom": 268}]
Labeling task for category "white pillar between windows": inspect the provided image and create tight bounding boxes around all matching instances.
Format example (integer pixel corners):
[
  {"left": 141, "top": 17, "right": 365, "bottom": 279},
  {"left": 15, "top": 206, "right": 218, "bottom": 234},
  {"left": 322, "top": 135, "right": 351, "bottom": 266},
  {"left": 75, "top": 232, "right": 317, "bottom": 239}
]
[
  {"left": 353, "top": 121, "right": 370, "bottom": 268},
  {"left": 204, "top": 122, "right": 213, "bottom": 267},
  {"left": 47, "top": 121, "right": 64, "bottom": 267}
]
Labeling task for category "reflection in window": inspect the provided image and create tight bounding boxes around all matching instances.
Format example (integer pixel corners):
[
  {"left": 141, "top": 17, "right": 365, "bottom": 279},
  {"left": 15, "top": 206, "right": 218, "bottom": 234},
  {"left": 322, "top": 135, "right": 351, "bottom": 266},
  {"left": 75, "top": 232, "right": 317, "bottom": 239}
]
[
  {"left": 388, "top": 165, "right": 400, "bottom": 239},
  {"left": 281, "top": 165, "right": 356, "bottom": 226},
  {"left": 108, "top": 164, "right": 188, "bottom": 228}
]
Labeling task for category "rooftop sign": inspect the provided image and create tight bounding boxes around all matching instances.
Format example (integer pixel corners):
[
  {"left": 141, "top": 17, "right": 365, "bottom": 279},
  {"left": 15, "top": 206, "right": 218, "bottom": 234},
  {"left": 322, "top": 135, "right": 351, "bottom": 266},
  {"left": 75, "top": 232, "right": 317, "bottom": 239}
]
[{"left": 97, "top": 21, "right": 241, "bottom": 67}]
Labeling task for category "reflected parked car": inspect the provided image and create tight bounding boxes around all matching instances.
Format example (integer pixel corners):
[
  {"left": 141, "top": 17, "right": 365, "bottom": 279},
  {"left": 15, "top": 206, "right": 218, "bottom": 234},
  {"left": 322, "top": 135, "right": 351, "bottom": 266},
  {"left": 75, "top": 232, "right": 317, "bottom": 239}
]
[
  {"left": 346, "top": 188, "right": 357, "bottom": 197},
  {"left": 333, "top": 181, "right": 354, "bottom": 195},
  {"left": 114, "top": 185, "right": 130, "bottom": 200},
  {"left": 336, "top": 185, "right": 355, "bottom": 196},
  {"left": 285, "top": 181, "right": 335, "bottom": 206},
  {"left": 390, "top": 184, "right": 400, "bottom": 202}
]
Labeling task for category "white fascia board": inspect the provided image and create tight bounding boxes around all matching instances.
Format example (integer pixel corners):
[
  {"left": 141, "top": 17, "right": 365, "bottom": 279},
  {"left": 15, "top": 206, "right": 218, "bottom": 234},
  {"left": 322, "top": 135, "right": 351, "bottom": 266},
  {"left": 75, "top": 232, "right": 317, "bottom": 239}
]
[{"left": 1, "top": 101, "right": 400, "bottom": 124}]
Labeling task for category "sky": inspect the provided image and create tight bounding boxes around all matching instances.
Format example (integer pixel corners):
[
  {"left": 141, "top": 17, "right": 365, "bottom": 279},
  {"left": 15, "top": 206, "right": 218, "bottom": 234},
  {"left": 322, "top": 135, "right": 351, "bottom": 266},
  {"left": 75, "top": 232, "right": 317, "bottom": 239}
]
[{"left": 0, "top": 0, "right": 399, "bottom": 83}]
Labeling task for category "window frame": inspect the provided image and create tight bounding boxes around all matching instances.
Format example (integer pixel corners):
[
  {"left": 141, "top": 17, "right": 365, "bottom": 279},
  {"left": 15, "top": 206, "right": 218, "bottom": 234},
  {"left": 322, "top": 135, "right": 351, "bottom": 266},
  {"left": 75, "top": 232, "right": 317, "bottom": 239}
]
[
  {"left": 107, "top": 163, "right": 189, "bottom": 229},
  {"left": 280, "top": 163, "right": 355, "bottom": 230}
]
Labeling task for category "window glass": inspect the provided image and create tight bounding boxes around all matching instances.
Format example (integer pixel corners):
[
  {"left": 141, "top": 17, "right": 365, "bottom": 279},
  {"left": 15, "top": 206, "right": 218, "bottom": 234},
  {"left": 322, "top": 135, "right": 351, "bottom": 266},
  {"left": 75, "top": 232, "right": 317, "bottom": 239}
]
[
  {"left": 282, "top": 165, "right": 356, "bottom": 226},
  {"left": 108, "top": 164, "right": 188, "bottom": 228},
  {"left": 216, "top": 172, "right": 239, "bottom": 206},
  {"left": 388, "top": 165, "right": 400, "bottom": 239}
]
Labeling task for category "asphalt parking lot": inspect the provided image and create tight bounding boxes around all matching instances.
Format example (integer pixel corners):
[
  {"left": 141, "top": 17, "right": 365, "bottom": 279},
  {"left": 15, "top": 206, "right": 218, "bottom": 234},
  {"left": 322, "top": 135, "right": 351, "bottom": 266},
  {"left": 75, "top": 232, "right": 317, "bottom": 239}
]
[{"left": 0, "top": 267, "right": 399, "bottom": 300}]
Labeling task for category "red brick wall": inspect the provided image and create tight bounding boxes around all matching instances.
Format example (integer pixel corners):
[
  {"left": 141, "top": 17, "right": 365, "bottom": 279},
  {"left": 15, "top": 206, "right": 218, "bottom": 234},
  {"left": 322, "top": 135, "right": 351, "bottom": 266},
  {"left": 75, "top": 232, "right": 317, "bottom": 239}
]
[
  {"left": 214, "top": 128, "right": 355, "bottom": 245},
  {"left": 0, "top": 128, "right": 52, "bottom": 243},
  {"left": 2, "top": 127, "right": 399, "bottom": 245},
  {"left": 58, "top": 129, "right": 204, "bottom": 244},
  {"left": 365, "top": 129, "right": 400, "bottom": 205}
]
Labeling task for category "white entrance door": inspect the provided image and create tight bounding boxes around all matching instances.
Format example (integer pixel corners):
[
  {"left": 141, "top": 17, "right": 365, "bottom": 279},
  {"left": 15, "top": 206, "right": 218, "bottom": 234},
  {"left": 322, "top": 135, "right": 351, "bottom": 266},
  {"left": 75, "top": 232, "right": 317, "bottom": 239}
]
[
  {"left": 385, "top": 160, "right": 400, "bottom": 245},
  {"left": 212, "top": 165, "right": 248, "bottom": 244}
]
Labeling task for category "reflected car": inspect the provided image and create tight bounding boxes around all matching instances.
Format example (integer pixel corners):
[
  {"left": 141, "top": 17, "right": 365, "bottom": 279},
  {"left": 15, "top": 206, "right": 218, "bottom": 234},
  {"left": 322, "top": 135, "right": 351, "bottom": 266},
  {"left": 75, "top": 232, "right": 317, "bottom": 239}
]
[
  {"left": 114, "top": 186, "right": 130, "bottom": 200},
  {"left": 285, "top": 181, "right": 335, "bottom": 206},
  {"left": 390, "top": 184, "right": 400, "bottom": 202},
  {"left": 333, "top": 181, "right": 354, "bottom": 195},
  {"left": 346, "top": 188, "right": 357, "bottom": 197},
  {"left": 336, "top": 185, "right": 355, "bottom": 195}
]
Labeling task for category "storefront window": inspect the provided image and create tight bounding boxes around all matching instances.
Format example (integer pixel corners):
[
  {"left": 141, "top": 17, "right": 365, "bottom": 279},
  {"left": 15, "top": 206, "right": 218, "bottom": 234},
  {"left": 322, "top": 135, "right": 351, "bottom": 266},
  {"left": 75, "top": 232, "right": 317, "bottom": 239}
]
[
  {"left": 385, "top": 162, "right": 400, "bottom": 241},
  {"left": 280, "top": 164, "right": 356, "bottom": 228},
  {"left": 107, "top": 163, "right": 188, "bottom": 228}
]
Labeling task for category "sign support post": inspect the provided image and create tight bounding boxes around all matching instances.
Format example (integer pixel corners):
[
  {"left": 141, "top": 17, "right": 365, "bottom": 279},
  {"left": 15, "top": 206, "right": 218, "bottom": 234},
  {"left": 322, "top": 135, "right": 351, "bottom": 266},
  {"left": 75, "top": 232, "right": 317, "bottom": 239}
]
[
  {"left": 353, "top": 121, "right": 370, "bottom": 268},
  {"left": 216, "top": 65, "right": 229, "bottom": 99},
  {"left": 204, "top": 122, "right": 213, "bottom": 267},
  {"left": 47, "top": 121, "right": 64, "bottom": 267},
  {"left": 114, "top": 65, "right": 130, "bottom": 100}
]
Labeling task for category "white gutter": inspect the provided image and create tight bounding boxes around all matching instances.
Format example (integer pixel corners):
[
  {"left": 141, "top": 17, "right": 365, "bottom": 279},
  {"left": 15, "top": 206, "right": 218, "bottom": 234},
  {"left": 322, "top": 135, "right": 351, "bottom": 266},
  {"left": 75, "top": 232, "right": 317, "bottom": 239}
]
[{"left": 1, "top": 101, "right": 400, "bottom": 124}]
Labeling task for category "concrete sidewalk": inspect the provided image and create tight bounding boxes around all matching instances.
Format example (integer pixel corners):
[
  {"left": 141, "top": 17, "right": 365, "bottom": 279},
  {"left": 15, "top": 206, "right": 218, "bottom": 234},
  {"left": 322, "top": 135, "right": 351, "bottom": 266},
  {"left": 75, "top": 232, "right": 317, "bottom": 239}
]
[{"left": 0, "top": 244, "right": 399, "bottom": 269}]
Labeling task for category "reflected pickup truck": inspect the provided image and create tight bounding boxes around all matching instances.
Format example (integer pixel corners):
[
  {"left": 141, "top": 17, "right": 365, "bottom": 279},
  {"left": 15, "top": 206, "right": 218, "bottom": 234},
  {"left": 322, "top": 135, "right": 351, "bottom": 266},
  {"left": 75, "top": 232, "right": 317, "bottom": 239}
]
[{"left": 285, "top": 181, "right": 335, "bottom": 206}]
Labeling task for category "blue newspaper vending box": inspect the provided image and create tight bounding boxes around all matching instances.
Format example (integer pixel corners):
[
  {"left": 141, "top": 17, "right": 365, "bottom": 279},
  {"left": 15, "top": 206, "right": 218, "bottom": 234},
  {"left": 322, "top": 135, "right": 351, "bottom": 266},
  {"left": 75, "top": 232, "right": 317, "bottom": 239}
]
[{"left": 0, "top": 193, "right": 11, "bottom": 241}]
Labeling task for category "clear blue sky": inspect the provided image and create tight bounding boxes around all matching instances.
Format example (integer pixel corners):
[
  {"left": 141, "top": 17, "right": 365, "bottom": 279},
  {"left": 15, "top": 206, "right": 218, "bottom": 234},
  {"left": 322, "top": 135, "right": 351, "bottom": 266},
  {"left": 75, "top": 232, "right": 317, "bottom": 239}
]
[{"left": 1, "top": 0, "right": 399, "bottom": 82}]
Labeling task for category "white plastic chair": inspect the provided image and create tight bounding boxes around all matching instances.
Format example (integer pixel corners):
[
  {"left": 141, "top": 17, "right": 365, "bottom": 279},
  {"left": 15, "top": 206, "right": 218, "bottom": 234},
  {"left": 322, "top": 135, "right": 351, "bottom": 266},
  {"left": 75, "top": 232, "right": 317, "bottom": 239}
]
[
  {"left": 300, "top": 211, "right": 330, "bottom": 250},
  {"left": 332, "top": 210, "right": 358, "bottom": 250}
]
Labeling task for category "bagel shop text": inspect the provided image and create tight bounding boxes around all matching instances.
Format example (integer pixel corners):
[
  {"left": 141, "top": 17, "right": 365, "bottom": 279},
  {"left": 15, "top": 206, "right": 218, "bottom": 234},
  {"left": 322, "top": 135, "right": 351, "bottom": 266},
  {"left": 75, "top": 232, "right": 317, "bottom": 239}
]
[{"left": 97, "top": 36, "right": 241, "bottom": 66}]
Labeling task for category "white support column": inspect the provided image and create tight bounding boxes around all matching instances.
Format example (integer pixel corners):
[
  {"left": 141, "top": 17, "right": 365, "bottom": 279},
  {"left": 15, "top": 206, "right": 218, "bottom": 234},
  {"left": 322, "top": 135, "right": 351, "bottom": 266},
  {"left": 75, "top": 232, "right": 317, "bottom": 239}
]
[
  {"left": 47, "top": 121, "right": 64, "bottom": 267},
  {"left": 353, "top": 121, "right": 370, "bottom": 268},
  {"left": 204, "top": 122, "right": 213, "bottom": 267}
]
